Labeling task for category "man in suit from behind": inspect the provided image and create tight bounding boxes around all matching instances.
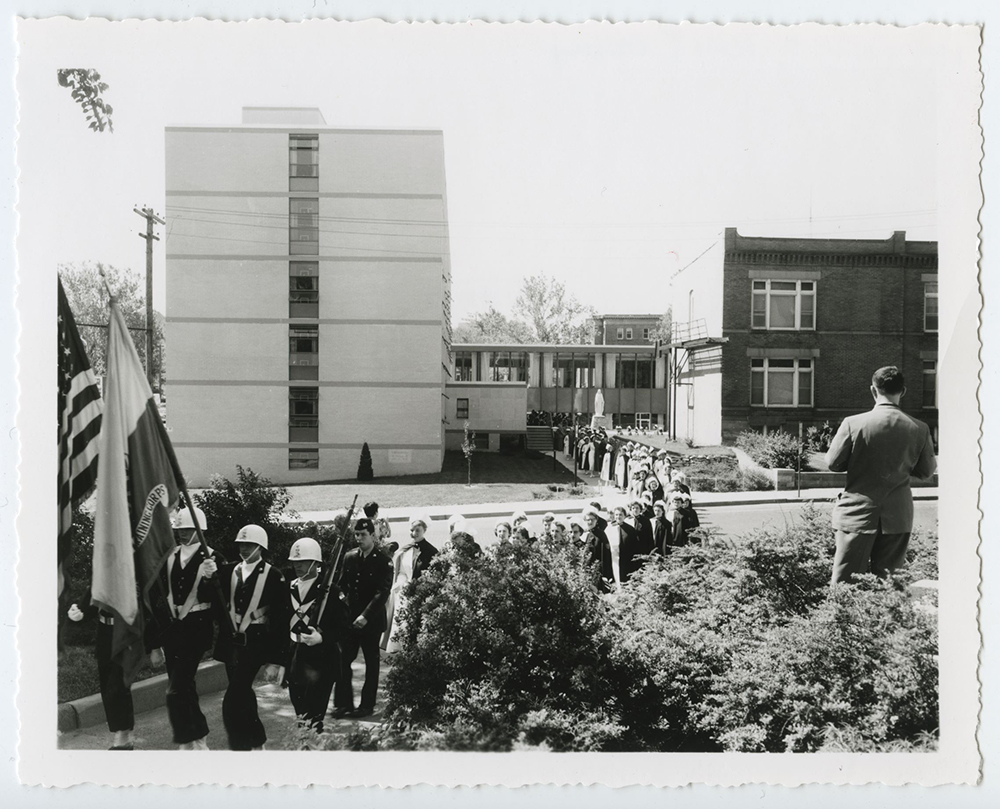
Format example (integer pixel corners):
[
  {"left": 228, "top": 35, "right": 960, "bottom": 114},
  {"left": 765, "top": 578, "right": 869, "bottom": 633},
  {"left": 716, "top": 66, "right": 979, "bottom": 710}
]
[{"left": 826, "top": 366, "right": 937, "bottom": 584}]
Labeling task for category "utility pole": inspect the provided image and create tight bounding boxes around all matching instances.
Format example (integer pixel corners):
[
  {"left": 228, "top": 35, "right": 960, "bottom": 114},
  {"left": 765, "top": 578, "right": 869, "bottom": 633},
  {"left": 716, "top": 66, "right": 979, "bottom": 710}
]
[{"left": 134, "top": 205, "right": 165, "bottom": 391}]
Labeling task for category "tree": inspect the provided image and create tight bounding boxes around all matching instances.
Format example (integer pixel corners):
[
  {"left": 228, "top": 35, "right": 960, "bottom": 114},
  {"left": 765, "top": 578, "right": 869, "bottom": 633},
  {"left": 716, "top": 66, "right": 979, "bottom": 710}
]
[
  {"left": 454, "top": 274, "right": 597, "bottom": 345},
  {"left": 514, "top": 274, "right": 596, "bottom": 344},
  {"left": 452, "top": 305, "right": 533, "bottom": 344},
  {"left": 460, "top": 422, "right": 476, "bottom": 486},
  {"left": 57, "top": 69, "right": 114, "bottom": 133},
  {"left": 649, "top": 307, "right": 673, "bottom": 344},
  {"left": 357, "top": 442, "right": 374, "bottom": 481},
  {"left": 58, "top": 262, "right": 165, "bottom": 388}
]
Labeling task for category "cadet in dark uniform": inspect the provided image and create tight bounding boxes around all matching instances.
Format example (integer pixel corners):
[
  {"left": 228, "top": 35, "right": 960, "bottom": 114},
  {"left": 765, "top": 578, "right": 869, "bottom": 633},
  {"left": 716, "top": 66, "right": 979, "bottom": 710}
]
[
  {"left": 285, "top": 537, "right": 349, "bottom": 732},
  {"left": 333, "top": 518, "right": 393, "bottom": 719},
  {"left": 67, "top": 594, "right": 135, "bottom": 750},
  {"left": 146, "top": 506, "right": 218, "bottom": 750},
  {"left": 208, "top": 524, "right": 288, "bottom": 751}
]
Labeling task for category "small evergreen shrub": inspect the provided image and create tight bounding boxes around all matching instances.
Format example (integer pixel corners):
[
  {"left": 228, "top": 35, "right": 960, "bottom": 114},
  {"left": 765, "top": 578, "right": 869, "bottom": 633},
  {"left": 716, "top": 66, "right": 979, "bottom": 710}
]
[{"left": 357, "top": 442, "right": 374, "bottom": 481}]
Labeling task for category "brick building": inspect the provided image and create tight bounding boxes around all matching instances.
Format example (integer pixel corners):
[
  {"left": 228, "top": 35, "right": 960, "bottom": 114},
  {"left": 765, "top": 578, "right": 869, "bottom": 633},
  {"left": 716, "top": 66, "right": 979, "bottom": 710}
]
[
  {"left": 591, "top": 313, "right": 661, "bottom": 346},
  {"left": 671, "top": 228, "right": 938, "bottom": 446}
]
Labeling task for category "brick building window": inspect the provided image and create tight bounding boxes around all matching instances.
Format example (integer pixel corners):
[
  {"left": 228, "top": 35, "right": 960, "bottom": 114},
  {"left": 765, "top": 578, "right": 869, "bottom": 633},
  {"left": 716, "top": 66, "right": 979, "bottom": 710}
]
[
  {"left": 289, "top": 448, "right": 319, "bottom": 470},
  {"left": 642, "top": 327, "right": 650, "bottom": 340},
  {"left": 456, "top": 398, "right": 469, "bottom": 420},
  {"left": 750, "top": 358, "right": 813, "bottom": 407},
  {"left": 752, "top": 280, "right": 815, "bottom": 330},
  {"left": 924, "top": 282, "right": 939, "bottom": 332},
  {"left": 616, "top": 327, "right": 624, "bottom": 340},
  {"left": 626, "top": 328, "right": 633, "bottom": 340},
  {"left": 922, "top": 360, "right": 937, "bottom": 408}
]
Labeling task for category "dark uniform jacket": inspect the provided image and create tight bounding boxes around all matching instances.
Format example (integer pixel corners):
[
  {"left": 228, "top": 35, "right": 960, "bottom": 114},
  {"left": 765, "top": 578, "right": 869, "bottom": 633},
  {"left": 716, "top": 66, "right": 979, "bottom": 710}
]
[
  {"left": 340, "top": 547, "right": 393, "bottom": 635},
  {"left": 213, "top": 560, "right": 288, "bottom": 665},
  {"left": 287, "top": 574, "right": 350, "bottom": 664},
  {"left": 584, "top": 526, "right": 613, "bottom": 592},
  {"left": 147, "top": 544, "right": 218, "bottom": 652}
]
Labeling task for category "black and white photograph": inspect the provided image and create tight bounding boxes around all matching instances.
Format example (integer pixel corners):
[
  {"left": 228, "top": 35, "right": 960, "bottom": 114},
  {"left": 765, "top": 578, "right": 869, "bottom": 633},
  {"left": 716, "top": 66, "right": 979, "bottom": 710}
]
[{"left": 9, "top": 11, "right": 985, "bottom": 791}]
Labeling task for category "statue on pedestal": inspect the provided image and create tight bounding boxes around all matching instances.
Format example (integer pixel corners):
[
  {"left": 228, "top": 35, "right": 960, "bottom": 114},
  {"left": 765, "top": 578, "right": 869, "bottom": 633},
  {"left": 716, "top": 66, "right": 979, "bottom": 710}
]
[{"left": 594, "top": 388, "right": 605, "bottom": 417}]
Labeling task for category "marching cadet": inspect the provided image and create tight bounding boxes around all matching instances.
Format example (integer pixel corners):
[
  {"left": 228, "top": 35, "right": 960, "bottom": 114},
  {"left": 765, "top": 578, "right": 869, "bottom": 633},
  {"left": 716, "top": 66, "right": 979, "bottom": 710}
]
[
  {"left": 333, "top": 518, "right": 393, "bottom": 719},
  {"left": 207, "top": 524, "right": 288, "bottom": 751},
  {"left": 284, "top": 537, "right": 349, "bottom": 733},
  {"left": 146, "top": 506, "right": 218, "bottom": 750},
  {"left": 66, "top": 594, "right": 135, "bottom": 750}
]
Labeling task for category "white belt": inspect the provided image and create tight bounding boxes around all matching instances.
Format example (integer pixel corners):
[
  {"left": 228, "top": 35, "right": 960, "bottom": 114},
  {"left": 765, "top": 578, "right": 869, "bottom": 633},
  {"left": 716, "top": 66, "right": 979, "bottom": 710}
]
[
  {"left": 235, "top": 615, "right": 268, "bottom": 626},
  {"left": 98, "top": 613, "right": 114, "bottom": 626},
  {"left": 184, "top": 602, "right": 211, "bottom": 615}
]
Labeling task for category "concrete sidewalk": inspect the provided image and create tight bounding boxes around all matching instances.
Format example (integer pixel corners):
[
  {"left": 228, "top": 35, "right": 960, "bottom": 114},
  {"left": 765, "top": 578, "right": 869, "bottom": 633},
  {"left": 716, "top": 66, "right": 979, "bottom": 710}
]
[{"left": 294, "top": 486, "right": 938, "bottom": 526}]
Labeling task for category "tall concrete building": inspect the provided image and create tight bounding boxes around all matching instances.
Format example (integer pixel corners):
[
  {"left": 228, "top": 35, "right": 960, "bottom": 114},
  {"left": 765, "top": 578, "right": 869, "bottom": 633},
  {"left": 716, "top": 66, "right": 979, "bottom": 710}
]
[{"left": 165, "top": 108, "right": 451, "bottom": 485}]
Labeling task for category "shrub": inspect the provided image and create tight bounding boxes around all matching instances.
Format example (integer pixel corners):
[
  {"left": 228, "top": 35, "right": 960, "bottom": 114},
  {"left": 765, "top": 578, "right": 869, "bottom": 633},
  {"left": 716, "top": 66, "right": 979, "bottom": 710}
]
[
  {"left": 376, "top": 541, "right": 653, "bottom": 751},
  {"left": 736, "top": 429, "right": 804, "bottom": 469},
  {"left": 805, "top": 421, "right": 837, "bottom": 453},
  {"left": 357, "top": 442, "right": 374, "bottom": 481},
  {"left": 194, "top": 465, "right": 299, "bottom": 563}
]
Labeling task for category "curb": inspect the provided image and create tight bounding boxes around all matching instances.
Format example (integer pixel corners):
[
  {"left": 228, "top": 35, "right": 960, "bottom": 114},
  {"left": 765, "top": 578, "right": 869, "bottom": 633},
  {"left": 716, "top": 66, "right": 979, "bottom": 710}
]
[{"left": 58, "top": 659, "right": 229, "bottom": 732}]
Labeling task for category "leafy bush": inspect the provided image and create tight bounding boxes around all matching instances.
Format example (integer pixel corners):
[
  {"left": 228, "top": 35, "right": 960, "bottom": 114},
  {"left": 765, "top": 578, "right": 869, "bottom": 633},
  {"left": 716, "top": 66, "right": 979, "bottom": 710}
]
[
  {"left": 736, "top": 429, "right": 804, "bottom": 469},
  {"left": 805, "top": 421, "right": 837, "bottom": 453},
  {"left": 193, "top": 465, "right": 299, "bottom": 563},
  {"left": 687, "top": 467, "right": 774, "bottom": 492},
  {"left": 290, "top": 504, "right": 938, "bottom": 753}
]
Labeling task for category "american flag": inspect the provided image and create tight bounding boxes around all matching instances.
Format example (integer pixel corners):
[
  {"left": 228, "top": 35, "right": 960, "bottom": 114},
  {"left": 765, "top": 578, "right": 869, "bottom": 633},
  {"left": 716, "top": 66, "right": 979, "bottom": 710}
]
[{"left": 58, "top": 277, "right": 102, "bottom": 592}]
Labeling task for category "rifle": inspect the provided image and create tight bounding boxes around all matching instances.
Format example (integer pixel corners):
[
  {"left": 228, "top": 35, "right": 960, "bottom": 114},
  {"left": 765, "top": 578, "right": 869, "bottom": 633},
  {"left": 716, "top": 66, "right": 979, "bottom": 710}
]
[{"left": 284, "top": 496, "right": 358, "bottom": 687}]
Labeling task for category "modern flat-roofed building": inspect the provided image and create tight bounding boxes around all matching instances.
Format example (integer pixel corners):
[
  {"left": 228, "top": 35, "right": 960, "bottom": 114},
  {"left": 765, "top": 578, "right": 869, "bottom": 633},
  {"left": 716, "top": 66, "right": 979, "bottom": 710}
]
[
  {"left": 445, "top": 342, "right": 670, "bottom": 448},
  {"left": 669, "top": 228, "right": 938, "bottom": 446},
  {"left": 165, "top": 107, "right": 451, "bottom": 485}
]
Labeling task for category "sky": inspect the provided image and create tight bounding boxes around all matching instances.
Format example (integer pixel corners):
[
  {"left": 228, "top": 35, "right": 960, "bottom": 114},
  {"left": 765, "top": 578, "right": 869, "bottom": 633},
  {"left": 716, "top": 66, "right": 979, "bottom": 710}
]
[{"left": 17, "top": 19, "right": 946, "bottom": 324}]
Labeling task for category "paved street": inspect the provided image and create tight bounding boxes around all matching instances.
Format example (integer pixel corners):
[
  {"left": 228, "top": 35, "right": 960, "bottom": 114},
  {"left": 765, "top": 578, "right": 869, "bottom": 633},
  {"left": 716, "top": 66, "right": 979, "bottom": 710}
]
[{"left": 58, "top": 656, "right": 390, "bottom": 751}]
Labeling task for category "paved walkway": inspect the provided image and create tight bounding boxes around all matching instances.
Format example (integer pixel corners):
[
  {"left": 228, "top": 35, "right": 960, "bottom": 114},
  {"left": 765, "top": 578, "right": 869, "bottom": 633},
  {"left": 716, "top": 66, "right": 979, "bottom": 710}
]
[{"left": 58, "top": 655, "right": 391, "bottom": 751}]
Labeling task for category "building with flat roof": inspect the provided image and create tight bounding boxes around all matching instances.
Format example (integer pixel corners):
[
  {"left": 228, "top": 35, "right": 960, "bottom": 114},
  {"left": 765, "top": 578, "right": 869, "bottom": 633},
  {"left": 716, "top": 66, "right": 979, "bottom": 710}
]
[
  {"left": 669, "top": 228, "right": 938, "bottom": 446},
  {"left": 591, "top": 313, "right": 662, "bottom": 346},
  {"left": 165, "top": 108, "right": 451, "bottom": 485}
]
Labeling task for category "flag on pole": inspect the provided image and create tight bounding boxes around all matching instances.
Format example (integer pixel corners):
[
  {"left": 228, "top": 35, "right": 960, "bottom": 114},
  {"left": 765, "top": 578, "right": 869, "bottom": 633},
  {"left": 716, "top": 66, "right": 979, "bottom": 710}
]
[
  {"left": 92, "top": 297, "right": 180, "bottom": 684},
  {"left": 58, "top": 278, "right": 102, "bottom": 596}
]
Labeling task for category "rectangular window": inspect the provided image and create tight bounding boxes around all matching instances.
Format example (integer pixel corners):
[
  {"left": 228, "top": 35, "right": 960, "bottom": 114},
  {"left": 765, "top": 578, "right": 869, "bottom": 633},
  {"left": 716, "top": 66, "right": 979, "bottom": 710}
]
[
  {"left": 454, "top": 351, "right": 473, "bottom": 382},
  {"left": 616, "top": 354, "right": 637, "bottom": 388},
  {"left": 924, "top": 282, "right": 938, "bottom": 332},
  {"left": 751, "top": 280, "right": 816, "bottom": 330},
  {"left": 289, "top": 387, "right": 319, "bottom": 442},
  {"left": 456, "top": 398, "right": 469, "bottom": 420},
  {"left": 635, "top": 413, "right": 651, "bottom": 430},
  {"left": 573, "top": 354, "right": 595, "bottom": 388},
  {"left": 552, "top": 353, "right": 574, "bottom": 388},
  {"left": 289, "top": 448, "right": 319, "bottom": 470},
  {"left": 922, "top": 360, "right": 937, "bottom": 408},
  {"left": 289, "top": 325, "right": 319, "bottom": 380},
  {"left": 626, "top": 328, "right": 633, "bottom": 340},
  {"left": 642, "top": 327, "right": 650, "bottom": 341},
  {"left": 750, "top": 358, "right": 814, "bottom": 407},
  {"left": 290, "top": 198, "right": 319, "bottom": 255},
  {"left": 289, "top": 261, "right": 319, "bottom": 318},
  {"left": 636, "top": 357, "right": 654, "bottom": 388},
  {"left": 489, "top": 351, "right": 527, "bottom": 382},
  {"left": 289, "top": 134, "right": 319, "bottom": 191},
  {"left": 616, "top": 327, "right": 624, "bottom": 340}
]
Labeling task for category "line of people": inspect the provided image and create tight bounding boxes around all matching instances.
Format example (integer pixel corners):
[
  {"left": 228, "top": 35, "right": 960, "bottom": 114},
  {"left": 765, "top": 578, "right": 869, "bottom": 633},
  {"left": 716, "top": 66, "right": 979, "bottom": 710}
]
[{"left": 67, "top": 501, "right": 424, "bottom": 751}]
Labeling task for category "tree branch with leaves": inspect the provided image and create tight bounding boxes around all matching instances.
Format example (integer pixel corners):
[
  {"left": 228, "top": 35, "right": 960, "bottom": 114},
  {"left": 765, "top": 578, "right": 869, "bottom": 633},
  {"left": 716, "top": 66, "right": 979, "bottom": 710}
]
[{"left": 57, "top": 69, "right": 114, "bottom": 133}]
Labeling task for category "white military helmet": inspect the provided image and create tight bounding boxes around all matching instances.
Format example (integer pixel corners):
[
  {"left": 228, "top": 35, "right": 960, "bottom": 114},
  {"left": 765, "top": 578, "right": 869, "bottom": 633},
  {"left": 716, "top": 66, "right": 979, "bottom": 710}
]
[
  {"left": 235, "top": 524, "right": 268, "bottom": 550},
  {"left": 289, "top": 537, "right": 322, "bottom": 562},
  {"left": 172, "top": 506, "right": 208, "bottom": 531}
]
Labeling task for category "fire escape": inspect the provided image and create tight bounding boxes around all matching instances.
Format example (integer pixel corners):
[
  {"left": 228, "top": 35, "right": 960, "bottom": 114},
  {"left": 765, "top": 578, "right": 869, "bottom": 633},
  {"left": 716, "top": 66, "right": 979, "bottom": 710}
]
[{"left": 663, "top": 319, "right": 727, "bottom": 441}]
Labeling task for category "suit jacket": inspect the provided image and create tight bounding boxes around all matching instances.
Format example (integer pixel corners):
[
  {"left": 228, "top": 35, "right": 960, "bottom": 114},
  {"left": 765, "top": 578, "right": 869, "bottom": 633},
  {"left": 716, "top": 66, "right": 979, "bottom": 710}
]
[
  {"left": 213, "top": 560, "right": 288, "bottom": 665},
  {"left": 826, "top": 402, "right": 937, "bottom": 533},
  {"left": 340, "top": 547, "right": 393, "bottom": 635}
]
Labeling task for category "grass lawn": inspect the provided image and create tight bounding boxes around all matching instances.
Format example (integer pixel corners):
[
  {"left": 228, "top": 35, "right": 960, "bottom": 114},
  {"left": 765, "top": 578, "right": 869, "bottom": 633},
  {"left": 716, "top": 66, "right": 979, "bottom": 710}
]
[{"left": 282, "top": 450, "right": 596, "bottom": 513}]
